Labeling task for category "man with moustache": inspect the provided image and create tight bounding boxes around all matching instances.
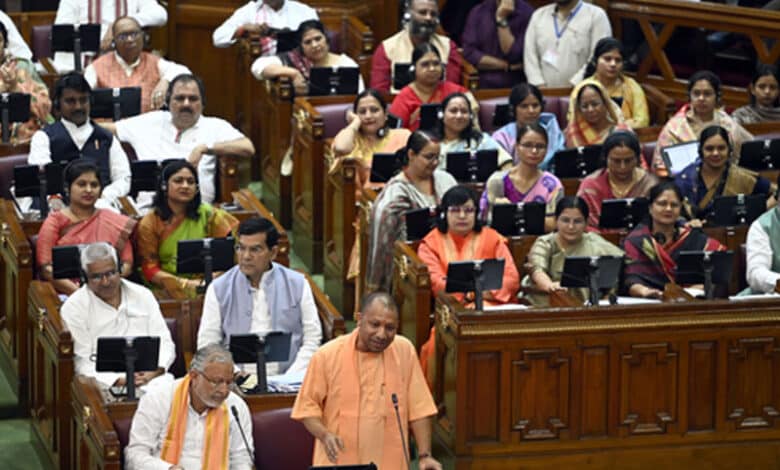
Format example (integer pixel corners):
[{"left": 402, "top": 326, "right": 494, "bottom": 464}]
[
  {"left": 61, "top": 242, "right": 175, "bottom": 390},
  {"left": 28, "top": 72, "right": 130, "bottom": 210},
  {"left": 370, "top": 0, "right": 462, "bottom": 93},
  {"left": 105, "top": 73, "right": 255, "bottom": 204},
  {"left": 125, "top": 344, "right": 255, "bottom": 470},
  {"left": 85, "top": 16, "right": 190, "bottom": 113},
  {"left": 292, "top": 292, "right": 442, "bottom": 470},
  {"left": 212, "top": 0, "right": 318, "bottom": 55},
  {"left": 197, "top": 217, "right": 321, "bottom": 379},
  {"left": 523, "top": 0, "right": 611, "bottom": 87}
]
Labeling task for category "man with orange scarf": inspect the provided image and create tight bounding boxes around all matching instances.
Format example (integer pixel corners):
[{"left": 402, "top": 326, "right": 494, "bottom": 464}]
[
  {"left": 125, "top": 344, "right": 254, "bottom": 470},
  {"left": 292, "top": 292, "right": 443, "bottom": 470}
]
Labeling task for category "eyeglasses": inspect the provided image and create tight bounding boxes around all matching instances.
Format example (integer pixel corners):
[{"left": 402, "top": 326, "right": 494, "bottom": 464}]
[
  {"left": 235, "top": 244, "right": 266, "bottom": 255},
  {"left": 447, "top": 205, "right": 476, "bottom": 215},
  {"left": 86, "top": 269, "right": 118, "bottom": 282},
  {"left": 115, "top": 31, "right": 142, "bottom": 43},
  {"left": 198, "top": 371, "right": 233, "bottom": 388},
  {"left": 558, "top": 216, "right": 585, "bottom": 226},
  {"left": 518, "top": 142, "right": 547, "bottom": 152}
]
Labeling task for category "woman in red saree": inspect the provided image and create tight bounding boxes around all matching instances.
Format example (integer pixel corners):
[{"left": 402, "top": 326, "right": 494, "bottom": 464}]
[{"left": 36, "top": 160, "right": 136, "bottom": 295}]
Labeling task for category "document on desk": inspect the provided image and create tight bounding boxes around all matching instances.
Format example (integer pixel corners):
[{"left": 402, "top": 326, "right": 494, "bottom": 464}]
[
  {"left": 483, "top": 303, "right": 529, "bottom": 311},
  {"left": 729, "top": 293, "right": 780, "bottom": 301},
  {"left": 268, "top": 370, "right": 306, "bottom": 393}
]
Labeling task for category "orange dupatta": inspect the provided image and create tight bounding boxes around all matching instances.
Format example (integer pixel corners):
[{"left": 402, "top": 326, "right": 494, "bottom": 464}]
[{"left": 160, "top": 375, "right": 230, "bottom": 470}]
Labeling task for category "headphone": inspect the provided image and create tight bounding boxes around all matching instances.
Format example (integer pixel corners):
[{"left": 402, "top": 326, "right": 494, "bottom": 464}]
[{"left": 52, "top": 72, "right": 93, "bottom": 112}]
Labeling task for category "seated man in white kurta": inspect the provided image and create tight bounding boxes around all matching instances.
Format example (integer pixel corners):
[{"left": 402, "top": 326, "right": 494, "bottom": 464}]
[{"left": 60, "top": 241, "right": 175, "bottom": 389}]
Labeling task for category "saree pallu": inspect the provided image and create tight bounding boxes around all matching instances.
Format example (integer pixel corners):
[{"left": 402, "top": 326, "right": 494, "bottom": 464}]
[
  {"left": 577, "top": 168, "right": 659, "bottom": 232},
  {"left": 565, "top": 79, "right": 631, "bottom": 148},
  {"left": 675, "top": 162, "right": 773, "bottom": 219},
  {"left": 622, "top": 224, "right": 725, "bottom": 291},
  {"left": 479, "top": 170, "right": 563, "bottom": 222}
]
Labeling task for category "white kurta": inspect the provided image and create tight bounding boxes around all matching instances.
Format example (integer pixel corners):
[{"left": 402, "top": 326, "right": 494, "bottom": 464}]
[
  {"left": 28, "top": 118, "right": 131, "bottom": 211},
  {"left": 0, "top": 10, "right": 33, "bottom": 60},
  {"left": 212, "top": 0, "right": 318, "bottom": 50},
  {"left": 53, "top": 0, "right": 168, "bottom": 72},
  {"left": 523, "top": 1, "right": 611, "bottom": 87},
  {"left": 60, "top": 279, "right": 176, "bottom": 388},
  {"left": 124, "top": 377, "right": 254, "bottom": 470},
  {"left": 114, "top": 110, "right": 246, "bottom": 203},
  {"left": 251, "top": 53, "right": 366, "bottom": 93},
  {"left": 198, "top": 267, "right": 322, "bottom": 376},
  {"left": 746, "top": 217, "right": 780, "bottom": 293}
]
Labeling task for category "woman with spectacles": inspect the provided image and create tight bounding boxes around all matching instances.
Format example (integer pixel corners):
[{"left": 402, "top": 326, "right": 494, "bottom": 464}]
[
  {"left": 576, "top": 131, "right": 658, "bottom": 232},
  {"left": 480, "top": 122, "right": 563, "bottom": 232},
  {"left": 492, "top": 83, "right": 565, "bottom": 170},
  {"left": 564, "top": 80, "right": 631, "bottom": 148},
  {"left": 417, "top": 185, "right": 520, "bottom": 384},
  {"left": 436, "top": 92, "right": 512, "bottom": 171},
  {"left": 365, "top": 130, "right": 457, "bottom": 292},
  {"left": 388, "top": 42, "right": 475, "bottom": 131},
  {"left": 652, "top": 70, "right": 752, "bottom": 177},
  {"left": 137, "top": 160, "right": 238, "bottom": 298},
  {"left": 622, "top": 181, "right": 725, "bottom": 299},
  {"left": 675, "top": 125, "right": 776, "bottom": 221},
  {"left": 36, "top": 160, "right": 136, "bottom": 295},
  {"left": 524, "top": 196, "right": 623, "bottom": 307}
]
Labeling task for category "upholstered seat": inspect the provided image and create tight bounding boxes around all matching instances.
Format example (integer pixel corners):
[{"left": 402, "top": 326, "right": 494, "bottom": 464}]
[
  {"left": 253, "top": 407, "right": 313, "bottom": 470},
  {"left": 0, "top": 153, "right": 29, "bottom": 199},
  {"left": 31, "top": 25, "right": 52, "bottom": 61}
]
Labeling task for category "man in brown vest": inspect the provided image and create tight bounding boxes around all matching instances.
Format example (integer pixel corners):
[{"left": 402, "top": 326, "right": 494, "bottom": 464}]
[{"left": 85, "top": 16, "right": 190, "bottom": 113}]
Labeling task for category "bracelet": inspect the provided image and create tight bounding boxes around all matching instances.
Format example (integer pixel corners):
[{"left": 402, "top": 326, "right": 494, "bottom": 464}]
[{"left": 418, "top": 452, "right": 431, "bottom": 459}]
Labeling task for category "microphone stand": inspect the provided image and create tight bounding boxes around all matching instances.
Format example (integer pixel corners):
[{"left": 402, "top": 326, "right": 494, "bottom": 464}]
[
  {"left": 391, "top": 393, "right": 411, "bottom": 470},
  {"left": 231, "top": 406, "right": 256, "bottom": 468}
]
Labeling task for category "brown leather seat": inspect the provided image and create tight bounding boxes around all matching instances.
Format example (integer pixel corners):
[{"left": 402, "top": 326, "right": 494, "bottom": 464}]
[
  {"left": 0, "top": 153, "right": 28, "bottom": 199},
  {"left": 641, "top": 142, "right": 657, "bottom": 169},
  {"left": 165, "top": 317, "right": 187, "bottom": 378},
  {"left": 316, "top": 103, "right": 354, "bottom": 138},
  {"left": 477, "top": 95, "right": 569, "bottom": 135},
  {"left": 253, "top": 407, "right": 313, "bottom": 470},
  {"left": 32, "top": 25, "right": 52, "bottom": 61}
]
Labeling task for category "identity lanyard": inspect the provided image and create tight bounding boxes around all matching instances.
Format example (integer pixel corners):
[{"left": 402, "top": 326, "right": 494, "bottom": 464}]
[{"left": 553, "top": 1, "right": 584, "bottom": 43}]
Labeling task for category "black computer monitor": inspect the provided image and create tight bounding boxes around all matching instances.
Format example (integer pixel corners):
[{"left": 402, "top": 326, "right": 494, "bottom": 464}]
[
  {"left": 271, "top": 28, "right": 297, "bottom": 54},
  {"left": 13, "top": 161, "right": 71, "bottom": 218},
  {"left": 418, "top": 103, "right": 440, "bottom": 132},
  {"left": 230, "top": 332, "right": 292, "bottom": 394},
  {"left": 308, "top": 67, "right": 360, "bottom": 96},
  {"left": 51, "top": 23, "right": 101, "bottom": 72},
  {"left": 0, "top": 93, "right": 30, "bottom": 143},
  {"left": 445, "top": 258, "right": 505, "bottom": 311},
  {"left": 560, "top": 255, "right": 623, "bottom": 306},
  {"left": 552, "top": 145, "right": 604, "bottom": 178},
  {"left": 675, "top": 250, "right": 734, "bottom": 299},
  {"left": 91, "top": 87, "right": 142, "bottom": 121},
  {"left": 492, "top": 103, "right": 512, "bottom": 129},
  {"left": 369, "top": 152, "right": 403, "bottom": 183},
  {"left": 489, "top": 202, "right": 546, "bottom": 236},
  {"left": 51, "top": 244, "right": 82, "bottom": 280},
  {"left": 129, "top": 158, "right": 183, "bottom": 197},
  {"left": 176, "top": 237, "right": 236, "bottom": 287},
  {"left": 96, "top": 336, "right": 160, "bottom": 401},
  {"left": 660, "top": 141, "right": 698, "bottom": 176},
  {"left": 393, "top": 63, "right": 412, "bottom": 90},
  {"left": 599, "top": 198, "right": 649, "bottom": 231},
  {"left": 405, "top": 207, "right": 435, "bottom": 241},
  {"left": 445, "top": 149, "right": 498, "bottom": 183},
  {"left": 739, "top": 138, "right": 780, "bottom": 171},
  {"left": 710, "top": 194, "right": 765, "bottom": 227}
]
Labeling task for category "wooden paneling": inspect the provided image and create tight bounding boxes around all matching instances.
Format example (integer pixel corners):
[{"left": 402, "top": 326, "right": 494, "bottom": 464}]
[{"left": 433, "top": 295, "right": 780, "bottom": 469}]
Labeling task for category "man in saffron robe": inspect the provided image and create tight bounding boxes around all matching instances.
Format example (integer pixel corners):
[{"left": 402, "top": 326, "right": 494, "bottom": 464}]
[
  {"left": 125, "top": 344, "right": 254, "bottom": 470},
  {"left": 292, "top": 292, "right": 442, "bottom": 470}
]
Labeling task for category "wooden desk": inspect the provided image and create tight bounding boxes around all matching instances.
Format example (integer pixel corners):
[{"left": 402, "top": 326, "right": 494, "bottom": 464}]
[{"left": 432, "top": 294, "right": 780, "bottom": 468}]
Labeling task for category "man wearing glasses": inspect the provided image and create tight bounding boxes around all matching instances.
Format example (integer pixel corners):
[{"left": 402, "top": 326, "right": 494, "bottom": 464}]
[
  {"left": 197, "top": 217, "right": 322, "bottom": 385},
  {"left": 85, "top": 16, "right": 190, "bottom": 113},
  {"left": 125, "top": 344, "right": 255, "bottom": 469},
  {"left": 60, "top": 241, "right": 175, "bottom": 390}
]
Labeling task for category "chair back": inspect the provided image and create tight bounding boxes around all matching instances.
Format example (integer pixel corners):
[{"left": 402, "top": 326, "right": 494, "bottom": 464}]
[
  {"left": 32, "top": 24, "right": 52, "bottom": 61},
  {"left": 253, "top": 407, "right": 314, "bottom": 470}
]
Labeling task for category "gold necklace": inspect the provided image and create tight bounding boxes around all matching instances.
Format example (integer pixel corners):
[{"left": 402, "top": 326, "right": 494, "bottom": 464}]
[{"left": 608, "top": 169, "right": 637, "bottom": 198}]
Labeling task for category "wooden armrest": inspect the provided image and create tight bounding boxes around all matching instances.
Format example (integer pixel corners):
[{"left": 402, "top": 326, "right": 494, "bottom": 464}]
[
  {"left": 117, "top": 196, "right": 139, "bottom": 218},
  {"left": 39, "top": 57, "right": 57, "bottom": 75},
  {"left": 641, "top": 82, "right": 676, "bottom": 126},
  {"left": 303, "top": 271, "right": 345, "bottom": 341},
  {"left": 343, "top": 15, "right": 374, "bottom": 58},
  {"left": 663, "top": 282, "right": 695, "bottom": 302},
  {"left": 460, "top": 51, "right": 479, "bottom": 91}
]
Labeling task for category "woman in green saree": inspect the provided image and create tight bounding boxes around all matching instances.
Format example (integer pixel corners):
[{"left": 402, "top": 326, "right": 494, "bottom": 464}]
[{"left": 137, "top": 160, "right": 238, "bottom": 297}]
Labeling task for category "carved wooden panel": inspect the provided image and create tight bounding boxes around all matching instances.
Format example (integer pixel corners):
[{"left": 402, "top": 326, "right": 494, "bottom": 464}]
[
  {"left": 580, "top": 346, "right": 609, "bottom": 438},
  {"left": 619, "top": 343, "right": 678, "bottom": 436},
  {"left": 511, "top": 348, "right": 570, "bottom": 441},
  {"left": 727, "top": 337, "right": 780, "bottom": 430},
  {"left": 687, "top": 341, "right": 717, "bottom": 432},
  {"left": 466, "top": 351, "right": 501, "bottom": 444}
]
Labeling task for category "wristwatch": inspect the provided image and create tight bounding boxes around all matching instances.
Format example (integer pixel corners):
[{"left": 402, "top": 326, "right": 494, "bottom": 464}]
[{"left": 496, "top": 18, "right": 509, "bottom": 28}]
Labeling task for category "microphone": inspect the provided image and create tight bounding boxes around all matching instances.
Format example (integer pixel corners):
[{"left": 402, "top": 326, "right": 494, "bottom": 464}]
[
  {"left": 231, "top": 405, "right": 255, "bottom": 466},
  {"left": 391, "top": 393, "right": 411, "bottom": 470}
]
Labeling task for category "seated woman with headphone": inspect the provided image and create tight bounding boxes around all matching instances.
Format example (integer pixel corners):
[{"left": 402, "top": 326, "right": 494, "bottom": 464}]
[
  {"left": 250, "top": 19, "right": 365, "bottom": 96},
  {"left": 332, "top": 88, "right": 411, "bottom": 191},
  {"left": 389, "top": 42, "right": 476, "bottom": 131},
  {"left": 622, "top": 180, "right": 725, "bottom": 299},
  {"left": 436, "top": 92, "right": 512, "bottom": 172},
  {"left": 675, "top": 125, "right": 776, "bottom": 221},
  {"left": 136, "top": 160, "right": 238, "bottom": 298},
  {"left": 36, "top": 160, "right": 136, "bottom": 296}
]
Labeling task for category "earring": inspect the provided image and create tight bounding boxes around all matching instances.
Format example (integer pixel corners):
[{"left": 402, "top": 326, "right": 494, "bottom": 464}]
[
  {"left": 437, "top": 110, "right": 443, "bottom": 119},
  {"left": 160, "top": 183, "right": 167, "bottom": 192}
]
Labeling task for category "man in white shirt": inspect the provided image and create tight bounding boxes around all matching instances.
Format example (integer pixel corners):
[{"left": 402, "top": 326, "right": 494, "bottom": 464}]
[
  {"left": 212, "top": 0, "right": 318, "bottom": 55},
  {"left": 197, "top": 217, "right": 322, "bottom": 379},
  {"left": 523, "top": 0, "right": 611, "bottom": 87},
  {"left": 745, "top": 204, "right": 780, "bottom": 294},
  {"left": 125, "top": 344, "right": 254, "bottom": 470},
  {"left": 53, "top": 0, "right": 168, "bottom": 72},
  {"left": 60, "top": 242, "right": 175, "bottom": 389},
  {"left": 28, "top": 72, "right": 130, "bottom": 211},
  {"left": 106, "top": 73, "right": 255, "bottom": 204},
  {"left": 0, "top": 9, "right": 33, "bottom": 60},
  {"left": 85, "top": 16, "right": 191, "bottom": 113}
]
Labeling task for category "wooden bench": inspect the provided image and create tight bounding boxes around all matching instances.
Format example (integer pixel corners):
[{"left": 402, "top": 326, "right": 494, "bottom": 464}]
[{"left": 432, "top": 293, "right": 780, "bottom": 468}]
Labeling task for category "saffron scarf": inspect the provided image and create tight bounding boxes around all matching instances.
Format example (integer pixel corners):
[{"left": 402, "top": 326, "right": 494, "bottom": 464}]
[{"left": 160, "top": 375, "right": 230, "bottom": 470}]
